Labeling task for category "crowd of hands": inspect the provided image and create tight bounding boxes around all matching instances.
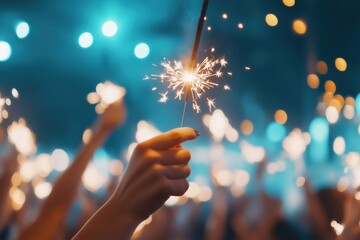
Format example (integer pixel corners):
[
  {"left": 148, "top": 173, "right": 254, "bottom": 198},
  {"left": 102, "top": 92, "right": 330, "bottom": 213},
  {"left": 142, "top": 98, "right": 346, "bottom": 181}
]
[{"left": 0, "top": 99, "right": 360, "bottom": 240}]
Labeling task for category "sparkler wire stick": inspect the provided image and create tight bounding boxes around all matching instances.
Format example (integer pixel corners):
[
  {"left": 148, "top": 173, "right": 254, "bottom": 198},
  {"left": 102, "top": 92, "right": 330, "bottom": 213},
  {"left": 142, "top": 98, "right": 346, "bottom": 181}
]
[{"left": 181, "top": 0, "right": 209, "bottom": 127}]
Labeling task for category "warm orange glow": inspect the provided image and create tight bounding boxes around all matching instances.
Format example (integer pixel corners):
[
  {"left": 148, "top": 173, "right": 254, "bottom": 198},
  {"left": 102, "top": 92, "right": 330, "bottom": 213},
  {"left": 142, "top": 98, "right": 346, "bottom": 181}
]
[
  {"left": 307, "top": 74, "right": 320, "bottom": 89},
  {"left": 334, "top": 94, "right": 345, "bottom": 107},
  {"left": 329, "top": 99, "right": 342, "bottom": 112},
  {"left": 292, "top": 19, "right": 307, "bottom": 35},
  {"left": 275, "top": 109, "right": 288, "bottom": 124},
  {"left": 324, "top": 80, "right": 336, "bottom": 94},
  {"left": 323, "top": 92, "right": 334, "bottom": 104},
  {"left": 317, "top": 61, "right": 328, "bottom": 75},
  {"left": 335, "top": 57, "right": 347, "bottom": 72},
  {"left": 282, "top": 0, "right": 295, "bottom": 7},
  {"left": 345, "top": 96, "right": 355, "bottom": 106},
  {"left": 265, "top": 14, "right": 278, "bottom": 27},
  {"left": 240, "top": 120, "right": 254, "bottom": 135}
]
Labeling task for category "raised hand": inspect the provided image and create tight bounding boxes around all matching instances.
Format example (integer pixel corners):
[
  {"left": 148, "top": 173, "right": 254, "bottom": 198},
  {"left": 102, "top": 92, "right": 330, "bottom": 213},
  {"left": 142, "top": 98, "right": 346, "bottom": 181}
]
[{"left": 73, "top": 127, "right": 198, "bottom": 240}]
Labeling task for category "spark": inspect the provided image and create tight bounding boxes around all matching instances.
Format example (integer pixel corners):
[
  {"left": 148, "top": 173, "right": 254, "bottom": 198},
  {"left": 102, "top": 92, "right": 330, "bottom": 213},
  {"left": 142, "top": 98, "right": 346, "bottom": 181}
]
[
  {"left": 152, "top": 87, "right": 157, "bottom": 91},
  {"left": 211, "top": 47, "right": 215, "bottom": 53},
  {"left": 224, "top": 85, "right": 231, "bottom": 90},
  {"left": 245, "top": 66, "right": 251, "bottom": 70},
  {"left": 159, "top": 92, "right": 168, "bottom": 103},
  {"left": 227, "top": 72, "right": 233, "bottom": 76},
  {"left": 207, "top": 98, "right": 216, "bottom": 112},
  {"left": 143, "top": 74, "right": 150, "bottom": 80},
  {"left": 175, "top": 90, "right": 183, "bottom": 100},
  {"left": 152, "top": 57, "right": 228, "bottom": 112}
]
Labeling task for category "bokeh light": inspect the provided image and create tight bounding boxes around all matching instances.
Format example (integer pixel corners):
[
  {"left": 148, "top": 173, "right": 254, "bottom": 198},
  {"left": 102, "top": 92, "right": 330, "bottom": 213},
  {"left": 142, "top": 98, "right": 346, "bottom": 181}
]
[
  {"left": 356, "top": 94, "right": 360, "bottom": 117},
  {"left": 324, "top": 80, "right": 336, "bottom": 94},
  {"left": 333, "top": 137, "right": 345, "bottom": 155},
  {"left": 307, "top": 74, "right": 320, "bottom": 89},
  {"left": 317, "top": 61, "right": 328, "bottom": 75},
  {"left": 78, "top": 32, "right": 93, "bottom": 48},
  {"left": 274, "top": 109, "right": 288, "bottom": 124},
  {"left": 12, "top": 88, "right": 19, "bottom": 98},
  {"left": 0, "top": 41, "right": 12, "bottom": 61},
  {"left": 134, "top": 43, "right": 150, "bottom": 59},
  {"left": 51, "top": 149, "right": 70, "bottom": 172},
  {"left": 335, "top": 57, "right": 347, "bottom": 72},
  {"left": 15, "top": 22, "right": 30, "bottom": 39},
  {"left": 265, "top": 14, "right": 278, "bottom": 27},
  {"left": 102, "top": 20, "right": 118, "bottom": 37},
  {"left": 267, "top": 122, "right": 286, "bottom": 142},
  {"left": 282, "top": 0, "right": 295, "bottom": 7},
  {"left": 292, "top": 19, "right": 307, "bottom": 35},
  {"left": 240, "top": 120, "right": 253, "bottom": 135},
  {"left": 310, "top": 118, "right": 329, "bottom": 142}
]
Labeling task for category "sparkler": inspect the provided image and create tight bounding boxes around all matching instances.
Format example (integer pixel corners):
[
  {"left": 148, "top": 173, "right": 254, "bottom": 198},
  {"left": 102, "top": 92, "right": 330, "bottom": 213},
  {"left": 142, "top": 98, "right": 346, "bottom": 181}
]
[
  {"left": 150, "top": 0, "right": 229, "bottom": 126},
  {"left": 87, "top": 81, "right": 126, "bottom": 114},
  {"left": 7, "top": 118, "right": 37, "bottom": 156}
]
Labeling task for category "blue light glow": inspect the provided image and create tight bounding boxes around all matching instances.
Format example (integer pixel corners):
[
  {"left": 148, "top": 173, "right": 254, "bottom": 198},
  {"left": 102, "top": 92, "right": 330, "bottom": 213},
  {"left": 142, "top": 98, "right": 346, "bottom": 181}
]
[
  {"left": 0, "top": 41, "right": 12, "bottom": 61},
  {"left": 356, "top": 93, "right": 360, "bottom": 117},
  {"left": 266, "top": 122, "right": 286, "bottom": 142},
  {"left": 134, "top": 43, "right": 150, "bottom": 59},
  {"left": 309, "top": 117, "right": 329, "bottom": 142},
  {"left": 102, "top": 20, "right": 118, "bottom": 37},
  {"left": 16, "top": 22, "right": 30, "bottom": 39},
  {"left": 78, "top": 32, "right": 93, "bottom": 48}
]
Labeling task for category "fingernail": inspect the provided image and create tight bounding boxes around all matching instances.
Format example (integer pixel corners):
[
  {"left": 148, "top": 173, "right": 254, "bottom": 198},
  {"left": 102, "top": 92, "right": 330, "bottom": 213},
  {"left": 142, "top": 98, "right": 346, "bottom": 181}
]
[{"left": 194, "top": 130, "right": 200, "bottom": 137}]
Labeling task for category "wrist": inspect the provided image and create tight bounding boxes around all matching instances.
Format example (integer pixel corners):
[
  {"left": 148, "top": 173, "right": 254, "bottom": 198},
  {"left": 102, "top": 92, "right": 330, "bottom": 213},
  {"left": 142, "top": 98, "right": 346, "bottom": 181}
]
[{"left": 107, "top": 197, "right": 142, "bottom": 231}]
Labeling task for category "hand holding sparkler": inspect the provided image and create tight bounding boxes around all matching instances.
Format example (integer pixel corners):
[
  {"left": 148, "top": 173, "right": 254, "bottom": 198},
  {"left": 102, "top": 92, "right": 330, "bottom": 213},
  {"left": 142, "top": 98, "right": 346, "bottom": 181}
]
[
  {"left": 74, "top": 128, "right": 199, "bottom": 240},
  {"left": 150, "top": 0, "right": 230, "bottom": 126}
]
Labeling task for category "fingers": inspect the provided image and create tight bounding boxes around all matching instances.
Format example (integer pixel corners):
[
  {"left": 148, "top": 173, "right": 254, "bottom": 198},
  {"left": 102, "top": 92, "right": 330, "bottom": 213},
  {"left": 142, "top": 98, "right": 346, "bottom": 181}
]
[
  {"left": 162, "top": 165, "right": 191, "bottom": 180},
  {"left": 143, "top": 128, "right": 198, "bottom": 150},
  {"left": 167, "top": 179, "right": 189, "bottom": 196},
  {"left": 159, "top": 149, "right": 191, "bottom": 165}
]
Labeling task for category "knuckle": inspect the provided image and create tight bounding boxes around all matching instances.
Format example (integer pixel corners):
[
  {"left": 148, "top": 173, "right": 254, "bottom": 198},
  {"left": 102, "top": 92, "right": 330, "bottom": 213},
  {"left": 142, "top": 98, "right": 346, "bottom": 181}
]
[
  {"left": 181, "top": 149, "right": 191, "bottom": 161},
  {"left": 183, "top": 165, "right": 191, "bottom": 177}
]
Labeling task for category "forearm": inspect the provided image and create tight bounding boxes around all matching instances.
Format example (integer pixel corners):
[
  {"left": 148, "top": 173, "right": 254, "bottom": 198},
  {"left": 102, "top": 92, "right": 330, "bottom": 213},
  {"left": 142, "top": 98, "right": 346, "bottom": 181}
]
[
  {"left": 21, "top": 124, "right": 112, "bottom": 239},
  {"left": 46, "top": 125, "right": 111, "bottom": 203},
  {"left": 0, "top": 172, "right": 13, "bottom": 227},
  {"left": 73, "top": 199, "right": 140, "bottom": 240}
]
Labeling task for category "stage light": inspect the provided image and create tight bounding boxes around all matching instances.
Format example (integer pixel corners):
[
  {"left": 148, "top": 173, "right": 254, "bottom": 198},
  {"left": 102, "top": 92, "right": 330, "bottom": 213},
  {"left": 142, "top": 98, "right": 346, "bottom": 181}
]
[
  {"left": 78, "top": 32, "right": 93, "bottom": 48},
  {"left": 0, "top": 41, "right": 12, "bottom": 61},
  {"left": 310, "top": 118, "right": 329, "bottom": 142},
  {"left": 266, "top": 122, "right": 286, "bottom": 142},
  {"left": 356, "top": 93, "right": 360, "bottom": 117},
  {"left": 102, "top": 20, "right": 118, "bottom": 37},
  {"left": 134, "top": 43, "right": 150, "bottom": 59},
  {"left": 15, "top": 22, "right": 30, "bottom": 39}
]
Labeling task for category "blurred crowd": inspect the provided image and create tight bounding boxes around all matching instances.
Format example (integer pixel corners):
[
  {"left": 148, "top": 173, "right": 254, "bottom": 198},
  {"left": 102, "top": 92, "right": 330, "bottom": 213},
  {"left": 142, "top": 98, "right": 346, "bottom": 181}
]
[{"left": 1, "top": 91, "right": 360, "bottom": 240}]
